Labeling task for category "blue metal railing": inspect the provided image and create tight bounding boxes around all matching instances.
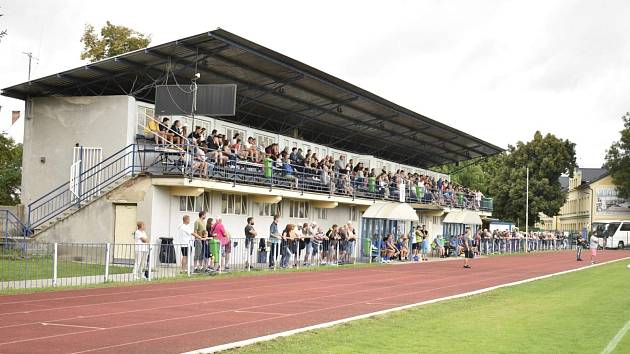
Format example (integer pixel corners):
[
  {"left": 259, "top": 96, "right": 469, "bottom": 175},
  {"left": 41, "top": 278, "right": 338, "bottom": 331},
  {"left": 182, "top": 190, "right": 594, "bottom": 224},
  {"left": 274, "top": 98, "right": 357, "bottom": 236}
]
[
  {"left": 1, "top": 209, "right": 29, "bottom": 245},
  {"left": 26, "top": 142, "right": 492, "bottom": 235}
]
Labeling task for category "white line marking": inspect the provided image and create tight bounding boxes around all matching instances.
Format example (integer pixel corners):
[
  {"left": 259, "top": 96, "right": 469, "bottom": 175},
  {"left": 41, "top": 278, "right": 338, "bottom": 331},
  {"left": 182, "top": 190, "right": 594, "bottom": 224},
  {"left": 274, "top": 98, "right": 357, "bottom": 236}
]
[
  {"left": 41, "top": 322, "right": 105, "bottom": 330},
  {"left": 182, "top": 256, "right": 630, "bottom": 354},
  {"left": 233, "top": 310, "right": 286, "bottom": 316},
  {"left": 601, "top": 319, "right": 630, "bottom": 354}
]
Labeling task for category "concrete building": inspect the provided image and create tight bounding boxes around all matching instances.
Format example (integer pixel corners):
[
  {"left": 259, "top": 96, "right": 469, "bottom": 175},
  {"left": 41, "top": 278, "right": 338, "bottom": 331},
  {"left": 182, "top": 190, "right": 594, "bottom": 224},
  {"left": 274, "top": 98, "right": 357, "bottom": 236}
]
[
  {"left": 2, "top": 29, "right": 500, "bottom": 260},
  {"left": 537, "top": 168, "right": 630, "bottom": 233}
]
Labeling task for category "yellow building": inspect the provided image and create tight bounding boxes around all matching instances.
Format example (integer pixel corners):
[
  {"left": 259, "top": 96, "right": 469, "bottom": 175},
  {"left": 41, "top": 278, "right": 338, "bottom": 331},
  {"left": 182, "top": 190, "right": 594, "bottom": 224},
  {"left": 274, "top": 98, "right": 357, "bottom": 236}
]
[{"left": 538, "top": 169, "right": 630, "bottom": 232}]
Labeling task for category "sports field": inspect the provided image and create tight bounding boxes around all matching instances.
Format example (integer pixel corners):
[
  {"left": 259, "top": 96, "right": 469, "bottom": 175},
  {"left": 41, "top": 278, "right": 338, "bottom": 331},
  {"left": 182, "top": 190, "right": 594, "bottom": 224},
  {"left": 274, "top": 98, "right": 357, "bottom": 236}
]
[
  {"left": 228, "top": 256, "right": 630, "bottom": 354},
  {"left": 0, "top": 250, "right": 628, "bottom": 353}
]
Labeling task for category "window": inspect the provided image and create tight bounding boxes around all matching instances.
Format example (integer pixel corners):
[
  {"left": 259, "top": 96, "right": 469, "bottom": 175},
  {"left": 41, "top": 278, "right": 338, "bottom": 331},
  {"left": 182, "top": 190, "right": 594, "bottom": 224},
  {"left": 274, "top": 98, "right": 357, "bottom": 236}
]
[
  {"left": 256, "top": 134, "right": 275, "bottom": 149},
  {"left": 315, "top": 207, "right": 328, "bottom": 220},
  {"left": 179, "top": 192, "right": 211, "bottom": 212},
  {"left": 620, "top": 223, "right": 630, "bottom": 232},
  {"left": 179, "top": 196, "right": 195, "bottom": 212},
  {"left": 257, "top": 202, "right": 282, "bottom": 217},
  {"left": 224, "top": 126, "right": 246, "bottom": 142},
  {"left": 195, "top": 192, "right": 211, "bottom": 212},
  {"left": 289, "top": 201, "right": 310, "bottom": 219},
  {"left": 221, "top": 194, "right": 247, "bottom": 215},
  {"left": 349, "top": 206, "right": 359, "bottom": 222}
]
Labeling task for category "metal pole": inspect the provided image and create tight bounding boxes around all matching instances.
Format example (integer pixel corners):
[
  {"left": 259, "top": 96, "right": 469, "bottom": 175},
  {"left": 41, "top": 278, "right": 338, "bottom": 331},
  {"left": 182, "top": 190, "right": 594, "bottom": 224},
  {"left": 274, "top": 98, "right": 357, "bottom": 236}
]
[
  {"left": 525, "top": 167, "right": 529, "bottom": 252},
  {"left": 147, "top": 244, "right": 153, "bottom": 281},
  {"left": 52, "top": 243, "right": 58, "bottom": 287},
  {"left": 104, "top": 243, "right": 110, "bottom": 282}
]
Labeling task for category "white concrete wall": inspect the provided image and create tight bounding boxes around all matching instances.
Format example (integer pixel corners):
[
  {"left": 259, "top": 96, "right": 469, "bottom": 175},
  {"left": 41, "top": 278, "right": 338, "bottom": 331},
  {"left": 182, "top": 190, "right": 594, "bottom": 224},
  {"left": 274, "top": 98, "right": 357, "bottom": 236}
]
[
  {"left": 22, "top": 96, "right": 136, "bottom": 205},
  {"left": 163, "top": 191, "right": 360, "bottom": 241}
]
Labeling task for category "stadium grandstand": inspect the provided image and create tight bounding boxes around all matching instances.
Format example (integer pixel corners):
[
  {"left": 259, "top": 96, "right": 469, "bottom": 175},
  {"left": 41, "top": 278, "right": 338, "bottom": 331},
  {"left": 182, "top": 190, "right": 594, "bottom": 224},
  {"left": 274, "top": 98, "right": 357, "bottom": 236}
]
[{"left": 1, "top": 28, "right": 503, "bottom": 277}]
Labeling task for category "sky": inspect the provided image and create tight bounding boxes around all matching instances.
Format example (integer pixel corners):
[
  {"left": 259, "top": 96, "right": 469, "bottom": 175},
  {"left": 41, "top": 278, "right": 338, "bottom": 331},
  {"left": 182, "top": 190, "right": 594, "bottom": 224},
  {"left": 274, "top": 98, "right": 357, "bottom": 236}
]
[{"left": 1, "top": 0, "right": 628, "bottom": 167}]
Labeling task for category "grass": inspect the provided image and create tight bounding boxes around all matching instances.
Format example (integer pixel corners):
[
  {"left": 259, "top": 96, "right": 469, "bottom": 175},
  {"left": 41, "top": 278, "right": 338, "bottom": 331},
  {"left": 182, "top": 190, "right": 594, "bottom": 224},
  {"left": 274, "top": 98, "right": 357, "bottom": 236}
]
[
  {"left": 0, "top": 256, "right": 132, "bottom": 282},
  {"left": 227, "top": 260, "right": 630, "bottom": 354}
]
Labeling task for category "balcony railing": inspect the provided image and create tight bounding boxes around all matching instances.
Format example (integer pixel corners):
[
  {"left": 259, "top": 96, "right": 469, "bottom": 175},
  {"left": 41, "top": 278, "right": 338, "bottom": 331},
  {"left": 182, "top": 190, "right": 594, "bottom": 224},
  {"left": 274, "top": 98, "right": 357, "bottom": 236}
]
[{"left": 25, "top": 143, "right": 493, "bottom": 235}]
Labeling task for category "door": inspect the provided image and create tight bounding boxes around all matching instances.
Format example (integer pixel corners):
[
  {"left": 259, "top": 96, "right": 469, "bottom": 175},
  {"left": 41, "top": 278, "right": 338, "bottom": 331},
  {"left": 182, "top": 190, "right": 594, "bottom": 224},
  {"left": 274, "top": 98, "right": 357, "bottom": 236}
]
[
  {"left": 620, "top": 222, "right": 630, "bottom": 248},
  {"left": 114, "top": 204, "right": 137, "bottom": 264}
]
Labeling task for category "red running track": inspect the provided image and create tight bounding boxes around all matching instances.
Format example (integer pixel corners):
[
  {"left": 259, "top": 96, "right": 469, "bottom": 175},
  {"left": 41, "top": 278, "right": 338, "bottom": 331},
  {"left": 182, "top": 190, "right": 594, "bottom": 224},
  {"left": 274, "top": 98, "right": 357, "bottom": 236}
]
[{"left": 1, "top": 250, "right": 628, "bottom": 354}]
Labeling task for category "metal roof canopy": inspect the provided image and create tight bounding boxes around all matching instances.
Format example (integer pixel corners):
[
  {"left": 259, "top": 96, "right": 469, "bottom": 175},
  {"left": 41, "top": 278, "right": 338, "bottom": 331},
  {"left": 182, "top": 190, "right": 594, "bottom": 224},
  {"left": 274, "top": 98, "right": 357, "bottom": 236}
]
[{"left": 1, "top": 28, "right": 503, "bottom": 168}]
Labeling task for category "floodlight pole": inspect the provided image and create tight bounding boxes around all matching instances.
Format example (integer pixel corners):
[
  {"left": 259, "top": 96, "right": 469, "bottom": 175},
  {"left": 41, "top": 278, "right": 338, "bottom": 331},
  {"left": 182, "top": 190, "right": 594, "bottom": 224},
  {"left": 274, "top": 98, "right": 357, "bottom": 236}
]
[
  {"left": 191, "top": 79, "right": 198, "bottom": 135},
  {"left": 525, "top": 167, "right": 529, "bottom": 252}
]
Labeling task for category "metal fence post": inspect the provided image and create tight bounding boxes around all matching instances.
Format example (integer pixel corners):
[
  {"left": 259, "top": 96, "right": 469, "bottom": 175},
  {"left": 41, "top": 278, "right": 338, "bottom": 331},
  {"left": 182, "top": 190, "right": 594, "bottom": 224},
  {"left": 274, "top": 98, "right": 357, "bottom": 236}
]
[
  {"left": 187, "top": 242, "right": 193, "bottom": 276},
  {"left": 76, "top": 146, "right": 84, "bottom": 208},
  {"left": 53, "top": 243, "right": 58, "bottom": 287},
  {"left": 147, "top": 244, "right": 153, "bottom": 281},
  {"left": 131, "top": 144, "right": 137, "bottom": 176},
  {"left": 104, "top": 243, "right": 110, "bottom": 282}
]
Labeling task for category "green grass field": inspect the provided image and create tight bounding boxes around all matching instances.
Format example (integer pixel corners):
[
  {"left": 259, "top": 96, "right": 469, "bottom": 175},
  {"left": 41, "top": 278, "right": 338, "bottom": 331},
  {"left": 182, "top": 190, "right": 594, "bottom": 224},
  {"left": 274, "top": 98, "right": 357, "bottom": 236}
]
[
  {"left": 228, "top": 260, "right": 630, "bottom": 354},
  {"left": 0, "top": 256, "right": 132, "bottom": 282}
]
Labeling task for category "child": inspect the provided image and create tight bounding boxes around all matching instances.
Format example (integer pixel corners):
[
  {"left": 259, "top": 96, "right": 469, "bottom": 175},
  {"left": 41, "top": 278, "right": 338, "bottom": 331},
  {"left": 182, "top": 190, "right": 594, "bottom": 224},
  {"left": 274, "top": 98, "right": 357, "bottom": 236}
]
[{"left": 400, "top": 235, "right": 409, "bottom": 261}]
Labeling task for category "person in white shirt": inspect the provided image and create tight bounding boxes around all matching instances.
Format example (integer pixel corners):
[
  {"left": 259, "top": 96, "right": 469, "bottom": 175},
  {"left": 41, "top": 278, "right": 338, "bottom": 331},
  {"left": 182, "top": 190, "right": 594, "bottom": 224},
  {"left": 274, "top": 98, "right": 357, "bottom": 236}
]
[
  {"left": 176, "top": 215, "right": 198, "bottom": 272},
  {"left": 589, "top": 232, "right": 599, "bottom": 264},
  {"left": 133, "top": 221, "right": 150, "bottom": 279}
]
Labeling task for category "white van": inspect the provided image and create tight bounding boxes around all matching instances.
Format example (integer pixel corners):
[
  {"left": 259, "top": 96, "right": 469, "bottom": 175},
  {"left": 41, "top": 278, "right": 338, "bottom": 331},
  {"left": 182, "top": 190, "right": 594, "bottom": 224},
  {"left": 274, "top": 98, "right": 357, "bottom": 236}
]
[{"left": 593, "top": 221, "right": 630, "bottom": 249}]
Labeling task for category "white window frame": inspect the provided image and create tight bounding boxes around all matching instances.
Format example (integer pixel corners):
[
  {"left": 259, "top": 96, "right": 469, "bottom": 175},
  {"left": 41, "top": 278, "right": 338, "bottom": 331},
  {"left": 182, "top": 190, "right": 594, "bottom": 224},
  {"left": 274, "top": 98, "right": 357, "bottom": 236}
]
[
  {"left": 289, "top": 201, "right": 310, "bottom": 219},
  {"left": 315, "top": 207, "right": 328, "bottom": 220},
  {"left": 221, "top": 194, "right": 248, "bottom": 215},
  {"left": 257, "top": 202, "right": 282, "bottom": 217}
]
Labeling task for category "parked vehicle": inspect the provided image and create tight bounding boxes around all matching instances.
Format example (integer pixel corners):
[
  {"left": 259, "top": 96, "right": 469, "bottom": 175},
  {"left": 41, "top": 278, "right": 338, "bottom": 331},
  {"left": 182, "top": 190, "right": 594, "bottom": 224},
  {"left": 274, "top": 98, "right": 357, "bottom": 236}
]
[{"left": 593, "top": 221, "right": 630, "bottom": 249}]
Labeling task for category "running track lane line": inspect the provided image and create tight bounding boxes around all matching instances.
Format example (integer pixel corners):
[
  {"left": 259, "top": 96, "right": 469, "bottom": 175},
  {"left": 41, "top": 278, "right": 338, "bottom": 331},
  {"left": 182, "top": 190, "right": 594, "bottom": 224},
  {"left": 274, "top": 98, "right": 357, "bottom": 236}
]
[
  {"left": 601, "top": 319, "right": 630, "bottom": 354},
  {"left": 0, "top": 270, "right": 514, "bottom": 347},
  {"left": 44, "top": 258, "right": 620, "bottom": 354},
  {"left": 182, "top": 256, "right": 630, "bottom": 354},
  {"left": 0, "top": 270, "right": 427, "bottom": 329}
]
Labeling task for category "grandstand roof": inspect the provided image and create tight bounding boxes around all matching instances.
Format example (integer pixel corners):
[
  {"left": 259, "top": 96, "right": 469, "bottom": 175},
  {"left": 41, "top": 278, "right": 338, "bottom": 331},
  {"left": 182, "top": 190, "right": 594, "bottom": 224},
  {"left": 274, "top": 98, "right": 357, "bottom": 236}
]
[{"left": 1, "top": 28, "right": 503, "bottom": 168}]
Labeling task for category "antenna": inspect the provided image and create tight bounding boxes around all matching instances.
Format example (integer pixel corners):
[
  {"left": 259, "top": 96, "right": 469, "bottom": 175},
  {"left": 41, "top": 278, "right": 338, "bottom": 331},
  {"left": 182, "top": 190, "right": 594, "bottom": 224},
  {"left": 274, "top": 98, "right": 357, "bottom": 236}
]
[{"left": 22, "top": 51, "right": 39, "bottom": 82}]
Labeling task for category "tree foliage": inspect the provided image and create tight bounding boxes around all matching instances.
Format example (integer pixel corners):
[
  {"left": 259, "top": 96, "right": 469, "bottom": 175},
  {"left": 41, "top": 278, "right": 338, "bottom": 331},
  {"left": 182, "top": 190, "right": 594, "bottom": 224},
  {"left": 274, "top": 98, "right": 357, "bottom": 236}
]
[
  {"left": 0, "top": 8, "right": 7, "bottom": 42},
  {"left": 436, "top": 132, "right": 576, "bottom": 226},
  {"left": 80, "top": 21, "right": 150, "bottom": 62},
  {"left": 604, "top": 113, "right": 630, "bottom": 199},
  {"left": 0, "top": 133, "right": 22, "bottom": 205},
  {"left": 488, "top": 131, "right": 577, "bottom": 226}
]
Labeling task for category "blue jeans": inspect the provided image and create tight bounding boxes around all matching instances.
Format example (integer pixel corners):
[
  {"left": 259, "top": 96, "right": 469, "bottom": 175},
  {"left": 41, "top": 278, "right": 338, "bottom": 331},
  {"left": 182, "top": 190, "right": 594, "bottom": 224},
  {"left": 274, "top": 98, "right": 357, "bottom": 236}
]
[{"left": 269, "top": 241, "right": 279, "bottom": 267}]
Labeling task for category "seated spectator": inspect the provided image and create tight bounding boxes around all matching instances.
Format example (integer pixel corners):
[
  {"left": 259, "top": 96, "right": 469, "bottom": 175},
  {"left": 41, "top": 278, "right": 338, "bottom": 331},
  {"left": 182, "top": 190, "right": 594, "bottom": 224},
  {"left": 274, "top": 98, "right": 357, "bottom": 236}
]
[
  {"left": 282, "top": 156, "right": 299, "bottom": 188},
  {"left": 188, "top": 126, "right": 202, "bottom": 142},
  {"left": 192, "top": 141, "right": 209, "bottom": 178},
  {"left": 382, "top": 233, "right": 399, "bottom": 262},
  {"left": 169, "top": 120, "right": 183, "bottom": 145},
  {"left": 434, "top": 235, "right": 445, "bottom": 258},
  {"left": 156, "top": 117, "right": 173, "bottom": 144}
]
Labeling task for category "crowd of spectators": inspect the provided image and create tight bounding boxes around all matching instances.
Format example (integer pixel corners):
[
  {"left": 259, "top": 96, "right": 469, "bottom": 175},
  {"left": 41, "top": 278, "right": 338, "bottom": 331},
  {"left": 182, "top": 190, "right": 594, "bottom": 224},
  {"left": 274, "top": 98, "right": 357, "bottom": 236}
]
[{"left": 149, "top": 117, "right": 486, "bottom": 209}]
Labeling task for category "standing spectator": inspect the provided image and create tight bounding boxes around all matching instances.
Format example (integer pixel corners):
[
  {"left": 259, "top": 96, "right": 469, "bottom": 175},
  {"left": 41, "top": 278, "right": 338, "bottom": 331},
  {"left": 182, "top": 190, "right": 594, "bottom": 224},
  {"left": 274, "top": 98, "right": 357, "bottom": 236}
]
[
  {"left": 463, "top": 227, "right": 474, "bottom": 269},
  {"left": 280, "top": 224, "right": 295, "bottom": 268},
  {"left": 244, "top": 217, "right": 257, "bottom": 270},
  {"left": 326, "top": 224, "right": 340, "bottom": 265},
  {"left": 269, "top": 214, "right": 281, "bottom": 269},
  {"left": 412, "top": 226, "right": 422, "bottom": 261},
  {"left": 133, "top": 221, "right": 150, "bottom": 279},
  {"left": 302, "top": 222, "right": 313, "bottom": 266},
  {"left": 176, "top": 215, "right": 197, "bottom": 273},
  {"left": 212, "top": 216, "right": 229, "bottom": 271},
  {"left": 194, "top": 211, "right": 207, "bottom": 272},
  {"left": 420, "top": 225, "right": 430, "bottom": 261},
  {"left": 589, "top": 232, "right": 599, "bottom": 264},
  {"left": 576, "top": 233, "right": 584, "bottom": 261},
  {"left": 346, "top": 221, "right": 357, "bottom": 263}
]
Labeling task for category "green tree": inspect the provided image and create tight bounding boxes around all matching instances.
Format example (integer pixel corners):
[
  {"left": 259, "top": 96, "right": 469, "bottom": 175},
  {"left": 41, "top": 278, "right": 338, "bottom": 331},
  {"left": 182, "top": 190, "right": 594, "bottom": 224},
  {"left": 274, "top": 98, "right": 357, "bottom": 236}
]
[
  {"left": 604, "top": 113, "right": 630, "bottom": 198},
  {"left": 434, "top": 157, "right": 493, "bottom": 195},
  {"left": 0, "top": 8, "right": 7, "bottom": 42},
  {"left": 488, "top": 131, "right": 577, "bottom": 226},
  {"left": 0, "top": 133, "right": 22, "bottom": 205},
  {"left": 80, "top": 21, "right": 151, "bottom": 62}
]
